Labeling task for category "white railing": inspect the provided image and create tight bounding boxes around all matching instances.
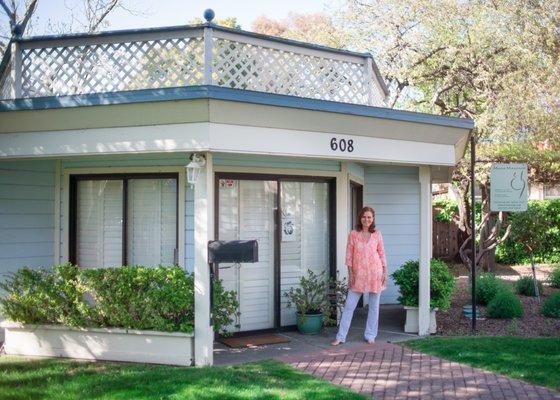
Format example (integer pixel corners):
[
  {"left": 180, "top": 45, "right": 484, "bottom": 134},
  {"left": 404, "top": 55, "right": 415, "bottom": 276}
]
[{"left": 0, "top": 25, "right": 386, "bottom": 106}]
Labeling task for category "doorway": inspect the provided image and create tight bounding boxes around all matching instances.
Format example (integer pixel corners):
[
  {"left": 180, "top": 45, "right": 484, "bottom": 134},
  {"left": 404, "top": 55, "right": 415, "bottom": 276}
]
[{"left": 215, "top": 174, "right": 335, "bottom": 333}]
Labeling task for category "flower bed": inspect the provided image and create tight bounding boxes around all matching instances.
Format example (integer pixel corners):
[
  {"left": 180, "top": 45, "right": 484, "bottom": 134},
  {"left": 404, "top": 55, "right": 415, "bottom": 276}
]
[{"left": 438, "top": 274, "right": 560, "bottom": 337}]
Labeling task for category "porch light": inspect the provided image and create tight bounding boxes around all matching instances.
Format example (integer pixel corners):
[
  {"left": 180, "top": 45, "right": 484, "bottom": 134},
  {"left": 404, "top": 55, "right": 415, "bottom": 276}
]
[{"left": 186, "top": 153, "right": 206, "bottom": 186}]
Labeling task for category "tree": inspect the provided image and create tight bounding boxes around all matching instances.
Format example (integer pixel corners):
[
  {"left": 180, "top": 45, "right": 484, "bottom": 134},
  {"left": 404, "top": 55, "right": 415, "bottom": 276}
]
[
  {"left": 337, "top": 0, "right": 560, "bottom": 272},
  {"left": 1, "top": 0, "right": 143, "bottom": 55},
  {"left": 252, "top": 12, "right": 350, "bottom": 49}
]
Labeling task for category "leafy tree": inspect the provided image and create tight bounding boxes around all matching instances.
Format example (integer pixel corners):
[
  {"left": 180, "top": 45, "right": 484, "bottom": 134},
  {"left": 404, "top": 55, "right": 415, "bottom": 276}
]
[
  {"left": 252, "top": 12, "right": 350, "bottom": 49},
  {"left": 338, "top": 0, "right": 560, "bottom": 271}
]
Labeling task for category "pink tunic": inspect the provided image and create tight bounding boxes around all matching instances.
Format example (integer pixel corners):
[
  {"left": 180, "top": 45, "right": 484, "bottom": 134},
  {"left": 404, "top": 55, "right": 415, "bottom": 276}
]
[{"left": 345, "top": 230, "right": 387, "bottom": 293}]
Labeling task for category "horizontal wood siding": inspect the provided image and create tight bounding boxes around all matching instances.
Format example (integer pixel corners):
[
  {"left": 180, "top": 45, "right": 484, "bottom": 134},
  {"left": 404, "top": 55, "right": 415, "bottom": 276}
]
[
  {"left": 213, "top": 153, "right": 340, "bottom": 171},
  {"left": 364, "top": 166, "right": 420, "bottom": 304},
  {"left": 0, "top": 160, "right": 55, "bottom": 273},
  {"left": 60, "top": 154, "right": 195, "bottom": 271}
]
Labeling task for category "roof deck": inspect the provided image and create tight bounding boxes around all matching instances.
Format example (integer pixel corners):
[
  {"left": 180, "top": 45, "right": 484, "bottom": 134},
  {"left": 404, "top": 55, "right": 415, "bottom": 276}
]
[{"left": 0, "top": 21, "right": 388, "bottom": 106}]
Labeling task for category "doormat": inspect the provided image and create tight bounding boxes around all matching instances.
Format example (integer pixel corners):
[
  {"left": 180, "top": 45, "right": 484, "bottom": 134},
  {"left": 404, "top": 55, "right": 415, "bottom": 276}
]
[{"left": 219, "top": 334, "right": 291, "bottom": 348}]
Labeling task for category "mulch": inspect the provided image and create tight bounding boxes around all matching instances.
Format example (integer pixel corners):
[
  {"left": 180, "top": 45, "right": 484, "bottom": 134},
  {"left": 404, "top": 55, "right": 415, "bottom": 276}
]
[{"left": 437, "top": 264, "right": 560, "bottom": 337}]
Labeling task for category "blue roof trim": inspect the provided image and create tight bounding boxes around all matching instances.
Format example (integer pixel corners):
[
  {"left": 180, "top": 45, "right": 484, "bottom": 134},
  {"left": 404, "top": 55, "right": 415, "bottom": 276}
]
[{"left": 0, "top": 86, "right": 474, "bottom": 130}]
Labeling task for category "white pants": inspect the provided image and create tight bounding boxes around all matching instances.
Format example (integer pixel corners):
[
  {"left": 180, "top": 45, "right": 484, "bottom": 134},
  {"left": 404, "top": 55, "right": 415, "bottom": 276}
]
[{"left": 336, "top": 290, "right": 381, "bottom": 342}]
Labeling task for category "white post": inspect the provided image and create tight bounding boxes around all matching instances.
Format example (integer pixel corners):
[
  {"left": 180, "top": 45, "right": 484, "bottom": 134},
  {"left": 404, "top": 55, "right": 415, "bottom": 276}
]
[
  {"left": 336, "top": 163, "right": 350, "bottom": 284},
  {"left": 194, "top": 152, "right": 214, "bottom": 366},
  {"left": 365, "top": 57, "right": 375, "bottom": 106},
  {"left": 203, "top": 27, "right": 213, "bottom": 85},
  {"left": 418, "top": 166, "right": 432, "bottom": 335},
  {"left": 10, "top": 41, "right": 22, "bottom": 98}
]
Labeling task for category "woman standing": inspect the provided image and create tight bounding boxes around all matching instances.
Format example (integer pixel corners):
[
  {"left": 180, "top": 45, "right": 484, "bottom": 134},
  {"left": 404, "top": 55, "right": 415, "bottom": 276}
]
[{"left": 332, "top": 206, "right": 387, "bottom": 345}]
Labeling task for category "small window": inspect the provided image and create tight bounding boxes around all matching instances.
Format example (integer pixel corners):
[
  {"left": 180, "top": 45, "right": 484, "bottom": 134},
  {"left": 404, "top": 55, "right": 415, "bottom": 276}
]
[{"left": 71, "top": 174, "right": 178, "bottom": 267}]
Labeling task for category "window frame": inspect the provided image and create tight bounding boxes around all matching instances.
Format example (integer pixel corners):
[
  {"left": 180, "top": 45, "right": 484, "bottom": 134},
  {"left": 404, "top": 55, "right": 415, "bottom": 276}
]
[{"left": 69, "top": 173, "right": 180, "bottom": 267}]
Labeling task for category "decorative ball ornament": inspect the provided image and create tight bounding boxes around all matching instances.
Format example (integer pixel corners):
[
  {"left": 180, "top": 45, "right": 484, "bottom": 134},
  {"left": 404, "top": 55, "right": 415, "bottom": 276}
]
[
  {"left": 12, "top": 24, "right": 24, "bottom": 38},
  {"left": 203, "top": 9, "right": 215, "bottom": 23}
]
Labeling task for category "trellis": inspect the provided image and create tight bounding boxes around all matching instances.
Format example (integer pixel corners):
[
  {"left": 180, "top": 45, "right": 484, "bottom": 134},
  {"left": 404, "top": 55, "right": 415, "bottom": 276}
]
[{"left": 0, "top": 25, "right": 386, "bottom": 106}]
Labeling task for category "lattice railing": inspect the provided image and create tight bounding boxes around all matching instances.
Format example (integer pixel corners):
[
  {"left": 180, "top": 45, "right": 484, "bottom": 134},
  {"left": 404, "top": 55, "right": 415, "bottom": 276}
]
[{"left": 0, "top": 26, "right": 386, "bottom": 106}]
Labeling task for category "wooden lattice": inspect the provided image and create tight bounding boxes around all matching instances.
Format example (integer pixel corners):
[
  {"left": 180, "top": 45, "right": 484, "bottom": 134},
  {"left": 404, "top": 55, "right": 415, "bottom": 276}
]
[
  {"left": 1, "top": 28, "right": 386, "bottom": 106},
  {"left": 0, "top": 59, "right": 14, "bottom": 100},
  {"left": 21, "top": 37, "right": 204, "bottom": 97},
  {"left": 212, "top": 38, "right": 372, "bottom": 105}
]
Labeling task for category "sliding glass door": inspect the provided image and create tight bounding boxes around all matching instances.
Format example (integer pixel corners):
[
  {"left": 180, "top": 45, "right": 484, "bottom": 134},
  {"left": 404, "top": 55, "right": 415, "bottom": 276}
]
[{"left": 216, "top": 174, "right": 333, "bottom": 332}]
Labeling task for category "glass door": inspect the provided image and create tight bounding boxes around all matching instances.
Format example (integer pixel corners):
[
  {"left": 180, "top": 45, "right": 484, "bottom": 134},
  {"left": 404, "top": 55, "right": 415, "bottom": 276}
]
[
  {"left": 218, "top": 179, "right": 277, "bottom": 332},
  {"left": 280, "top": 181, "right": 330, "bottom": 326}
]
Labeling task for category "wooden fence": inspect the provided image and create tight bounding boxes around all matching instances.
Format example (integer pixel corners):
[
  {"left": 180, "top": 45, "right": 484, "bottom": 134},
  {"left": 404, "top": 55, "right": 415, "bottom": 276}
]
[{"left": 433, "top": 219, "right": 464, "bottom": 261}]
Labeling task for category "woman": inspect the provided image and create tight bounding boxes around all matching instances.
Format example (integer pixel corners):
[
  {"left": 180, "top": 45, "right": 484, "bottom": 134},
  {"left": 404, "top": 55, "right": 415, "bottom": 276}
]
[{"left": 332, "top": 206, "right": 387, "bottom": 345}]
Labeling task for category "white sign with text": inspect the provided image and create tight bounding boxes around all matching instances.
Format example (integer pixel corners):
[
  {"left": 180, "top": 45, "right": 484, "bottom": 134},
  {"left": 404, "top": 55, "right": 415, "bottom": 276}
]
[{"left": 490, "top": 163, "right": 528, "bottom": 212}]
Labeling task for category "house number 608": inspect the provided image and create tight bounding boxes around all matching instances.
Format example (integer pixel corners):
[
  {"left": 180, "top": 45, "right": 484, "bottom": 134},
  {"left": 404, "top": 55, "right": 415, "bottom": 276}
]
[{"left": 330, "top": 138, "right": 354, "bottom": 153}]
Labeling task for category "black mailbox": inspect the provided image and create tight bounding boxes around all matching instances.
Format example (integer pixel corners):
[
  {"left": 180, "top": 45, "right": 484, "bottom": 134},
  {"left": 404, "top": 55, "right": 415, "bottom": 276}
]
[{"left": 208, "top": 240, "right": 259, "bottom": 264}]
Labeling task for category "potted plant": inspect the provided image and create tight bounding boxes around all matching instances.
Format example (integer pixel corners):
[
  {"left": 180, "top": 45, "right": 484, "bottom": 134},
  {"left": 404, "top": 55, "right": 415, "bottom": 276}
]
[
  {"left": 391, "top": 259, "right": 455, "bottom": 333},
  {"left": 284, "top": 270, "right": 347, "bottom": 334}
]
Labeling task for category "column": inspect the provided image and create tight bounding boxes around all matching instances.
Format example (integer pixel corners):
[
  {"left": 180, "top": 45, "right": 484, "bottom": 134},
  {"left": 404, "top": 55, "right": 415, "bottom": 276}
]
[
  {"left": 418, "top": 166, "right": 432, "bottom": 335},
  {"left": 194, "top": 152, "right": 214, "bottom": 365}
]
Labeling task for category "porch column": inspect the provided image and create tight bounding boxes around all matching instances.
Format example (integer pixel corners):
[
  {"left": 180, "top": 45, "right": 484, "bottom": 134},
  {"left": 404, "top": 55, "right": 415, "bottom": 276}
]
[
  {"left": 194, "top": 152, "right": 214, "bottom": 366},
  {"left": 418, "top": 166, "right": 432, "bottom": 335},
  {"left": 336, "top": 163, "right": 350, "bottom": 283}
]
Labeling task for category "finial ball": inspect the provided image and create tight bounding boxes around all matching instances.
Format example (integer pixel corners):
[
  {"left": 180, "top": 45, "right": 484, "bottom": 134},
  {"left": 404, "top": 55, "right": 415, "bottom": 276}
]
[{"left": 203, "top": 9, "right": 215, "bottom": 22}]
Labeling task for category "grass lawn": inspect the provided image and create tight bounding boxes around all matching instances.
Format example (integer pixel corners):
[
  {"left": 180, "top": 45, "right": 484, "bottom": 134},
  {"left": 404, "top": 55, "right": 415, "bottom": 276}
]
[
  {"left": 402, "top": 336, "right": 560, "bottom": 390},
  {"left": 0, "top": 357, "right": 365, "bottom": 400}
]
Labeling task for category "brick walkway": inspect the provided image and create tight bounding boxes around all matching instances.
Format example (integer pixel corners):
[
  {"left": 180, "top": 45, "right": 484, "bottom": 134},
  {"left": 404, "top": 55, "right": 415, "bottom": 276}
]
[{"left": 277, "top": 342, "right": 560, "bottom": 400}]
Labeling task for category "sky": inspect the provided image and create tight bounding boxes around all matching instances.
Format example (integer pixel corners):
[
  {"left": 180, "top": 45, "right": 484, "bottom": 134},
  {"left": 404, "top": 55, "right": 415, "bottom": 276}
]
[{"left": 20, "top": 0, "right": 331, "bottom": 35}]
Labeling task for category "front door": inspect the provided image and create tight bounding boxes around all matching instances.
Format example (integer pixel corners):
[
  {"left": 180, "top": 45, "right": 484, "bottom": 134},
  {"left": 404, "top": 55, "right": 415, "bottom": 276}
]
[
  {"left": 218, "top": 179, "right": 277, "bottom": 331},
  {"left": 217, "top": 175, "right": 333, "bottom": 333}
]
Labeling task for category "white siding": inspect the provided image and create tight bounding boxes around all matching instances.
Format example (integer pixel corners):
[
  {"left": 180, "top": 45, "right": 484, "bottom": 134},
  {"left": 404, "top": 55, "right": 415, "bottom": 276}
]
[
  {"left": 0, "top": 160, "right": 55, "bottom": 272},
  {"left": 364, "top": 165, "right": 420, "bottom": 304}
]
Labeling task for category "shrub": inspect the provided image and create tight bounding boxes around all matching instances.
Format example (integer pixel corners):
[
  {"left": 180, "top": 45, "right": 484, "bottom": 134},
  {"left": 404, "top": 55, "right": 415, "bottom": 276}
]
[
  {"left": 0, "top": 265, "right": 239, "bottom": 335},
  {"left": 515, "top": 276, "right": 544, "bottom": 297},
  {"left": 391, "top": 259, "right": 455, "bottom": 311},
  {"left": 486, "top": 290, "right": 523, "bottom": 318},
  {"left": 548, "top": 264, "right": 560, "bottom": 288},
  {"left": 541, "top": 292, "right": 560, "bottom": 318},
  {"left": 475, "top": 273, "right": 510, "bottom": 305},
  {"left": 496, "top": 199, "right": 560, "bottom": 264}
]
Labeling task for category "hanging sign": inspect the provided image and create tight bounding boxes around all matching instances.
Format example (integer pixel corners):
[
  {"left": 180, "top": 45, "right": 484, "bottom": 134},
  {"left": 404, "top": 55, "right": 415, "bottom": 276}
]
[
  {"left": 490, "top": 163, "right": 528, "bottom": 212},
  {"left": 281, "top": 213, "right": 296, "bottom": 242}
]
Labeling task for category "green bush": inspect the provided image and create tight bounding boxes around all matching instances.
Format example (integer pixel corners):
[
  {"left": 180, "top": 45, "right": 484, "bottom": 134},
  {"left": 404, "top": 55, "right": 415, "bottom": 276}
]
[
  {"left": 476, "top": 273, "right": 510, "bottom": 305},
  {"left": 515, "top": 276, "right": 544, "bottom": 297},
  {"left": 496, "top": 199, "right": 560, "bottom": 264},
  {"left": 541, "top": 292, "right": 560, "bottom": 318},
  {"left": 548, "top": 264, "right": 560, "bottom": 288},
  {"left": 433, "top": 198, "right": 459, "bottom": 223},
  {"left": 486, "top": 290, "right": 523, "bottom": 318},
  {"left": 0, "top": 265, "right": 239, "bottom": 335},
  {"left": 391, "top": 259, "right": 455, "bottom": 311}
]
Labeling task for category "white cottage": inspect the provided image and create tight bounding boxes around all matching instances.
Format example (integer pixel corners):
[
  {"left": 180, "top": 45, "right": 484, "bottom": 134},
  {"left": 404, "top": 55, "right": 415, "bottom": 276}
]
[{"left": 0, "top": 15, "right": 473, "bottom": 365}]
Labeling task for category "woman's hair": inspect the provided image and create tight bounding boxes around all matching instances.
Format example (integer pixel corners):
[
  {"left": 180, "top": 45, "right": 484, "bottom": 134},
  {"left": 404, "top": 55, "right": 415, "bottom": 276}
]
[{"left": 356, "top": 206, "right": 376, "bottom": 233}]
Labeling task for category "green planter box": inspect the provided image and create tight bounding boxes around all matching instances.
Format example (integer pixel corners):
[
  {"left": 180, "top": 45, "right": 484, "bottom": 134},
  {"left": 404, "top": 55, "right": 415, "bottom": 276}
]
[{"left": 296, "top": 312, "right": 323, "bottom": 335}]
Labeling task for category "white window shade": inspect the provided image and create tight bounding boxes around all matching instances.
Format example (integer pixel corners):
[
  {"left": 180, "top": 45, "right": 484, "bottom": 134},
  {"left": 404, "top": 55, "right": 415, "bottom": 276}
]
[
  {"left": 76, "top": 180, "right": 123, "bottom": 268},
  {"left": 127, "top": 179, "right": 177, "bottom": 266}
]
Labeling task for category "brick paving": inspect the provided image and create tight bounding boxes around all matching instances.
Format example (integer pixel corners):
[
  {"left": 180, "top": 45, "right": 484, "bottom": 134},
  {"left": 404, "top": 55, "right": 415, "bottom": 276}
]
[{"left": 277, "top": 342, "right": 560, "bottom": 400}]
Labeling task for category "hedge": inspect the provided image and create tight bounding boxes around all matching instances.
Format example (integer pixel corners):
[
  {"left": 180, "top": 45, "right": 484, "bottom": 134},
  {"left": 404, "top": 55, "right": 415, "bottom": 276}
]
[
  {"left": 0, "top": 264, "right": 239, "bottom": 335},
  {"left": 434, "top": 198, "right": 560, "bottom": 264},
  {"left": 496, "top": 199, "right": 560, "bottom": 264}
]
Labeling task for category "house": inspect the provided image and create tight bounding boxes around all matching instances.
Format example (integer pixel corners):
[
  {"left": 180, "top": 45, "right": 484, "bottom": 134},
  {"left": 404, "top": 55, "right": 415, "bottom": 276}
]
[{"left": 0, "top": 13, "right": 473, "bottom": 366}]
